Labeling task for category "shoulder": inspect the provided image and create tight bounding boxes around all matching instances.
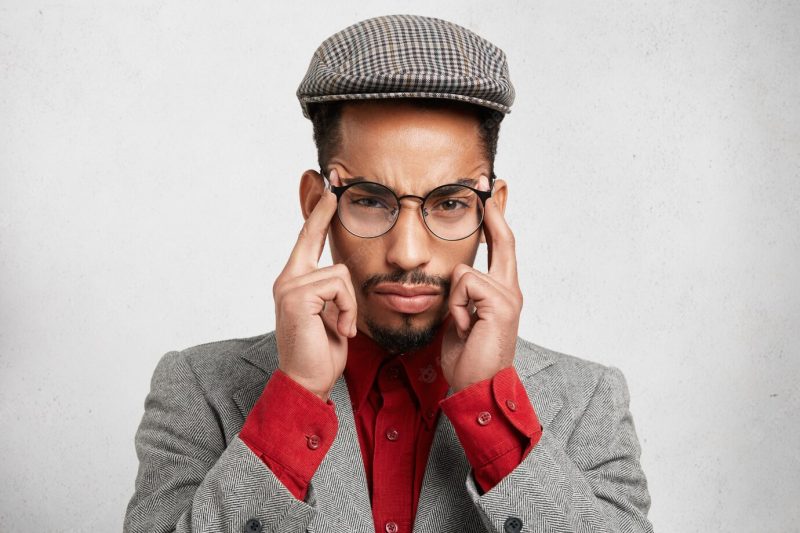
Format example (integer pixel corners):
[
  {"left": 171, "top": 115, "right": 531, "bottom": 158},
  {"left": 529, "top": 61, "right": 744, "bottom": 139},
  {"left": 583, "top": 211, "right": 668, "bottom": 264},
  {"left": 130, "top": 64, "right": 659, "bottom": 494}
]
[
  {"left": 151, "top": 332, "right": 278, "bottom": 397},
  {"left": 514, "top": 336, "right": 613, "bottom": 382},
  {"left": 513, "top": 336, "right": 631, "bottom": 412}
]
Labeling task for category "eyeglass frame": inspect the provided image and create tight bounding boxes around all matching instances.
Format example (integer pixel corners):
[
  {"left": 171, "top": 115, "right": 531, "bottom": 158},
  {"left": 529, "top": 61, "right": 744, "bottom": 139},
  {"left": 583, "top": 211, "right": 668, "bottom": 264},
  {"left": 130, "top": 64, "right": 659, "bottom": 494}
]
[{"left": 321, "top": 169, "right": 496, "bottom": 241}]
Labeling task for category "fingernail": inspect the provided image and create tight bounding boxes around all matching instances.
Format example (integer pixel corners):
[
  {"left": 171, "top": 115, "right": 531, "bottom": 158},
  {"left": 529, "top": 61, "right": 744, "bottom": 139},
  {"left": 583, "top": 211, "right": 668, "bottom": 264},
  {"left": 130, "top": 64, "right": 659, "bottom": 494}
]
[{"left": 330, "top": 168, "right": 339, "bottom": 185}]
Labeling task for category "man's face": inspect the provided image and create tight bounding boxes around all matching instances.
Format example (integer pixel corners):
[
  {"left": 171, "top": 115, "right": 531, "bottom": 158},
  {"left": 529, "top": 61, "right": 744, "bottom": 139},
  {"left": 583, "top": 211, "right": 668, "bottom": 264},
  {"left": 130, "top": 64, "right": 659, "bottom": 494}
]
[{"left": 300, "top": 100, "right": 507, "bottom": 354}]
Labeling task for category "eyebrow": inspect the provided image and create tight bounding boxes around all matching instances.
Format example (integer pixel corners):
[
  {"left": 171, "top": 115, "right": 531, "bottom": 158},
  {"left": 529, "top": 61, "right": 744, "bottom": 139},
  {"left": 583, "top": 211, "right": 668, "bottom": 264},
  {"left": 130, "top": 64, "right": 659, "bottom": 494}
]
[
  {"left": 339, "top": 176, "right": 480, "bottom": 187},
  {"left": 340, "top": 175, "right": 367, "bottom": 185}
]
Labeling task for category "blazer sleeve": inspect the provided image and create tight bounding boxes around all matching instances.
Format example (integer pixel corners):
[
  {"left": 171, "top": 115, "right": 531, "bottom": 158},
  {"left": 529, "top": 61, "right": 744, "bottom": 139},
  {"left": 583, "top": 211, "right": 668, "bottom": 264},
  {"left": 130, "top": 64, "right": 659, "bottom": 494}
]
[
  {"left": 462, "top": 365, "right": 653, "bottom": 533},
  {"left": 123, "top": 350, "right": 320, "bottom": 533}
]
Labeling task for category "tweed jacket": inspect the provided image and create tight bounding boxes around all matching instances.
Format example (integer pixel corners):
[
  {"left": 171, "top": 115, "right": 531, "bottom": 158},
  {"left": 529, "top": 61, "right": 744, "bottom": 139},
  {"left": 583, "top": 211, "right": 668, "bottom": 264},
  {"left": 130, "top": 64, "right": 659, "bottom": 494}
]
[{"left": 124, "top": 331, "right": 653, "bottom": 533}]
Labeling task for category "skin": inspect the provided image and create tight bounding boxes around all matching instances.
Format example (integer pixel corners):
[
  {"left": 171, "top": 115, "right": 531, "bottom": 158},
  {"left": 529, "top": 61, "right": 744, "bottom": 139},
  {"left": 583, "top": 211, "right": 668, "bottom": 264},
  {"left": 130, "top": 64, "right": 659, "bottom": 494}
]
[{"left": 272, "top": 100, "right": 522, "bottom": 401}]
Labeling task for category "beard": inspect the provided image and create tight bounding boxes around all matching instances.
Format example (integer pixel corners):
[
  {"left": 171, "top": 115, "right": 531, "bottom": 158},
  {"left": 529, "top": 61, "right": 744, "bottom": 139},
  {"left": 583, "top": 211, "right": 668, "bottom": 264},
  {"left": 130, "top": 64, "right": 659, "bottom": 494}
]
[
  {"left": 361, "top": 268, "right": 451, "bottom": 355},
  {"left": 365, "top": 314, "right": 442, "bottom": 355}
]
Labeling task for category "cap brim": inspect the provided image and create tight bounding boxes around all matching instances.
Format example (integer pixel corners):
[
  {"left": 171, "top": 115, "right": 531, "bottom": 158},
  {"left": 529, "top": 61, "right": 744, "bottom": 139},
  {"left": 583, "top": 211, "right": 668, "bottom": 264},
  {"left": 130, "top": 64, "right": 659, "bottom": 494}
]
[{"left": 299, "top": 91, "right": 511, "bottom": 119}]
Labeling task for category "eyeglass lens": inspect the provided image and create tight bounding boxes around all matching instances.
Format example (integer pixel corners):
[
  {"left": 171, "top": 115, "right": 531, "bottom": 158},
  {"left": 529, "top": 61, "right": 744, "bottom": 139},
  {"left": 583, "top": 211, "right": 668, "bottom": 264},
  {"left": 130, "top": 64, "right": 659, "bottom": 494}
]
[{"left": 337, "top": 182, "right": 485, "bottom": 240}]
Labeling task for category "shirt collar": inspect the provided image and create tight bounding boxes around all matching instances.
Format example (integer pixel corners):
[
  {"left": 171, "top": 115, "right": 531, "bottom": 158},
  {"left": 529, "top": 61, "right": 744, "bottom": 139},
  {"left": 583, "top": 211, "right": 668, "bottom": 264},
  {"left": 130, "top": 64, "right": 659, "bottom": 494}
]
[{"left": 344, "top": 314, "right": 452, "bottom": 424}]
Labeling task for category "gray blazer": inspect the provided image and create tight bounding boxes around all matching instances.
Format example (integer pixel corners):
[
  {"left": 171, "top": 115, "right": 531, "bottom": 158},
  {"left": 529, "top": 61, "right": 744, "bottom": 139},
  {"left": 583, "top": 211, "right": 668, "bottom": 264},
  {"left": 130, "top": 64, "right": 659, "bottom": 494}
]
[{"left": 124, "top": 332, "right": 653, "bottom": 533}]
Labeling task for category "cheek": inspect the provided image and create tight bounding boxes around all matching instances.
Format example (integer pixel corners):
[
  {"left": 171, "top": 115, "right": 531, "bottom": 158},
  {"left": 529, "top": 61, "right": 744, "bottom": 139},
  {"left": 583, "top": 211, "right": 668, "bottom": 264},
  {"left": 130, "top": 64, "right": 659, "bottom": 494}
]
[
  {"left": 437, "top": 239, "right": 481, "bottom": 274},
  {"left": 329, "top": 223, "right": 381, "bottom": 282}
]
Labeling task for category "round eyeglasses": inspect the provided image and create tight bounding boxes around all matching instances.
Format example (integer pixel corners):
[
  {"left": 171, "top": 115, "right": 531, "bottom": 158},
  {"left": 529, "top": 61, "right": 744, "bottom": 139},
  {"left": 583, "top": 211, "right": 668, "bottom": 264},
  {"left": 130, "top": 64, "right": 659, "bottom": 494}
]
[{"left": 323, "top": 173, "right": 494, "bottom": 241}]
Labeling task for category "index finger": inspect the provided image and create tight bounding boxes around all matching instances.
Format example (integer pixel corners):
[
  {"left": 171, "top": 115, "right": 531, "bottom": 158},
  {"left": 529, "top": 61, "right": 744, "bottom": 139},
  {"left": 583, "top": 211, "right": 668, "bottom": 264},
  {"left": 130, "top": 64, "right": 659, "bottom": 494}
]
[
  {"left": 483, "top": 192, "right": 518, "bottom": 285},
  {"left": 284, "top": 182, "right": 339, "bottom": 277}
]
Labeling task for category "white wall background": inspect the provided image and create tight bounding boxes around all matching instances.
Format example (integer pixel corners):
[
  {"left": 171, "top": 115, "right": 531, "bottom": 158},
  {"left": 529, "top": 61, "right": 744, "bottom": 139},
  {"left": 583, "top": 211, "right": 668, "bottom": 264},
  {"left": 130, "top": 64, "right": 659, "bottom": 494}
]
[{"left": 1, "top": 1, "right": 798, "bottom": 531}]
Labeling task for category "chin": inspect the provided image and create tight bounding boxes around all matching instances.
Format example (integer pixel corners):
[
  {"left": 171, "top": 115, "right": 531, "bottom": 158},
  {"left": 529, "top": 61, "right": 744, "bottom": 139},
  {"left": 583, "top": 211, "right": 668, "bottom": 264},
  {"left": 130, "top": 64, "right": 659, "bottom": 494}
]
[{"left": 363, "top": 307, "right": 448, "bottom": 355}]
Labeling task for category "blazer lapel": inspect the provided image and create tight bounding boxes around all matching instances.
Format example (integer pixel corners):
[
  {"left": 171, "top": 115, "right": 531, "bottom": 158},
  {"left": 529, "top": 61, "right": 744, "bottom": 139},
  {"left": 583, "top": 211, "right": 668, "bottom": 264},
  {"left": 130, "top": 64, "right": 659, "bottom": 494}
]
[
  {"left": 413, "top": 412, "right": 477, "bottom": 532},
  {"left": 233, "top": 334, "right": 374, "bottom": 532},
  {"left": 412, "top": 337, "right": 559, "bottom": 533},
  {"left": 518, "top": 344, "right": 564, "bottom": 436},
  {"left": 308, "top": 377, "right": 374, "bottom": 532}
]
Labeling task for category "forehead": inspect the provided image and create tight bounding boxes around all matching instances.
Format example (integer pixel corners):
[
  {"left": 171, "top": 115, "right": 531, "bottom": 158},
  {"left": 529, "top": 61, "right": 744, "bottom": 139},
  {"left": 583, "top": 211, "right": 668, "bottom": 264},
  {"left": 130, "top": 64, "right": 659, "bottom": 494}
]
[{"left": 331, "top": 100, "right": 489, "bottom": 192}]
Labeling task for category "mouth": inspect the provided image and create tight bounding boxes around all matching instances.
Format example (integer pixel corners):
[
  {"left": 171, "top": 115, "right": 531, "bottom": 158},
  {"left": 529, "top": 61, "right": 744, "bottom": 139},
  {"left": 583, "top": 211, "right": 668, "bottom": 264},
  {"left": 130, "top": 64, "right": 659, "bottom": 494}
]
[{"left": 372, "top": 283, "right": 442, "bottom": 314}]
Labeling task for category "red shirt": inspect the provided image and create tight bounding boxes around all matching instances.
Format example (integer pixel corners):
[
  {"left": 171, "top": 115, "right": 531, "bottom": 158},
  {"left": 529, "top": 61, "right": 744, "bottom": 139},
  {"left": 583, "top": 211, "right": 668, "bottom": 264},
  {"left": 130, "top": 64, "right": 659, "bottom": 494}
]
[{"left": 240, "top": 317, "right": 542, "bottom": 533}]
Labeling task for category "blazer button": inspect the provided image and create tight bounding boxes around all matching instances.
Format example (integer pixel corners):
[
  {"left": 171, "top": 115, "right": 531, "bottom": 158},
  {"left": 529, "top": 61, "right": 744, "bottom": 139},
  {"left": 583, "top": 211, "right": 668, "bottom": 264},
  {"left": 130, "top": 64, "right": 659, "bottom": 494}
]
[
  {"left": 503, "top": 516, "right": 523, "bottom": 533},
  {"left": 244, "top": 518, "right": 263, "bottom": 533}
]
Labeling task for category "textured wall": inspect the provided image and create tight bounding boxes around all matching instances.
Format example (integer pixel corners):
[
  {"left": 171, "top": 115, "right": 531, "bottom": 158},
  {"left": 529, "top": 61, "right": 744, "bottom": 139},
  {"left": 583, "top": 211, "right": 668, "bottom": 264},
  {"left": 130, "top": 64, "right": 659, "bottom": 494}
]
[{"left": 1, "top": 1, "right": 798, "bottom": 531}]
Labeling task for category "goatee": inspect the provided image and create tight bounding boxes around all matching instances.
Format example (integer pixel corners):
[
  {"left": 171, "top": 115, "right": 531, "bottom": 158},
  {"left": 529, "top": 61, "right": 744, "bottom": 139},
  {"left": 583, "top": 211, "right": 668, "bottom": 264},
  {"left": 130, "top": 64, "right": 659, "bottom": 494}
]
[{"left": 365, "top": 314, "right": 442, "bottom": 355}]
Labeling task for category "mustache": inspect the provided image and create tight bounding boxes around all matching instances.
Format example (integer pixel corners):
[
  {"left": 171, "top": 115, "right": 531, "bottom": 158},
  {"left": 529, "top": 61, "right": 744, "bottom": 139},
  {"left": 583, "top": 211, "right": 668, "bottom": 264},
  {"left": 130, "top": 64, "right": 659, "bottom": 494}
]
[{"left": 361, "top": 269, "right": 451, "bottom": 295}]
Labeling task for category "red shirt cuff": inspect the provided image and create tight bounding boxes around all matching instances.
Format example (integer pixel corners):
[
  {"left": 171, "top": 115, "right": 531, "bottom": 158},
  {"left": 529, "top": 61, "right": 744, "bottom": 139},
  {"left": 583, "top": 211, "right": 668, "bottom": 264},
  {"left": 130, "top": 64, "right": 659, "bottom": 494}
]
[
  {"left": 239, "top": 369, "right": 338, "bottom": 500},
  {"left": 439, "top": 366, "right": 543, "bottom": 493}
]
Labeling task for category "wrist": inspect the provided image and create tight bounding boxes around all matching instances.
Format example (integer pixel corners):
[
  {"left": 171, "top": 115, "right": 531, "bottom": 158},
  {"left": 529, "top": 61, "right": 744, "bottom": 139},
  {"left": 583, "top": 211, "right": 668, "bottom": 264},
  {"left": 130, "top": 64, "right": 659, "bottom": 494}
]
[
  {"left": 278, "top": 368, "right": 332, "bottom": 402},
  {"left": 450, "top": 367, "right": 504, "bottom": 393}
]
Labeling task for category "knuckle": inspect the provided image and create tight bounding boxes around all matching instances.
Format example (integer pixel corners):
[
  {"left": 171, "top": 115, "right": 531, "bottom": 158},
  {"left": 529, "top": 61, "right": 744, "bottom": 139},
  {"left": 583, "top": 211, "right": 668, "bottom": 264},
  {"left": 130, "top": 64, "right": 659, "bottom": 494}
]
[
  {"left": 453, "top": 263, "right": 470, "bottom": 275},
  {"left": 454, "top": 270, "right": 476, "bottom": 292},
  {"left": 499, "top": 228, "right": 516, "bottom": 247},
  {"left": 273, "top": 284, "right": 284, "bottom": 301},
  {"left": 462, "top": 270, "right": 480, "bottom": 283},
  {"left": 507, "top": 229, "right": 517, "bottom": 247},
  {"left": 283, "top": 283, "right": 305, "bottom": 304},
  {"left": 272, "top": 275, "right": 286, "bottom": 298},
  {"left": 451, "top": 264, "right": 470, "bottom": 284},
  {"left": 298, "top": 222, "right": 322, "bottom": 242},
  {"left": 333, "top": 263, "right": 350, "bottom": 278}
]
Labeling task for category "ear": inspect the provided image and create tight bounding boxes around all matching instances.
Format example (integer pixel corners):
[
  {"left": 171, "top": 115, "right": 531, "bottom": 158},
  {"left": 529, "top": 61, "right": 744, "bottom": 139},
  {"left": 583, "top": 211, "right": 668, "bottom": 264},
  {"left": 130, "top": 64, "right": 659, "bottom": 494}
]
[
  {"left": 299, "top": 169, "right": 325, "bottom": 220},
  {"left": 480, "top": 178, "right": 508, "bottom": 243}
]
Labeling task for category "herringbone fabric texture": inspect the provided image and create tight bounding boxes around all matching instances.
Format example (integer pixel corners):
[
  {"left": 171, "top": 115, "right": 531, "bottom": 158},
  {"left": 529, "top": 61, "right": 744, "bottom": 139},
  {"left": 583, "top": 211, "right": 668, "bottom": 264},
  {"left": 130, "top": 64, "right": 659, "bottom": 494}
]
[
  {"left": 296, "top": 14, "right": 516, "bottom": 119},
  {"left": 124, "top": 332, "right": 653, "bottom": 532}
]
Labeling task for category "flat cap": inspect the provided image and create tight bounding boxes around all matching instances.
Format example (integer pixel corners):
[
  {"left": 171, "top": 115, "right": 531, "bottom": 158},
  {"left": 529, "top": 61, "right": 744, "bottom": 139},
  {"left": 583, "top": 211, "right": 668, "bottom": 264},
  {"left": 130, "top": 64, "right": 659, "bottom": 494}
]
[{"left": 297, "top": 14, "right": 515, "bottom": 119}]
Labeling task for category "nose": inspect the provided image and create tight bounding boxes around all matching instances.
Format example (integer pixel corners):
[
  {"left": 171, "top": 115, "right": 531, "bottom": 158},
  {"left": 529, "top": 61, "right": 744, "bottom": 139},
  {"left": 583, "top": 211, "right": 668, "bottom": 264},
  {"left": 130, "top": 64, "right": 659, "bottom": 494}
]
[{"left": 383, "top": 198, "right": 432, "bottom": 271}]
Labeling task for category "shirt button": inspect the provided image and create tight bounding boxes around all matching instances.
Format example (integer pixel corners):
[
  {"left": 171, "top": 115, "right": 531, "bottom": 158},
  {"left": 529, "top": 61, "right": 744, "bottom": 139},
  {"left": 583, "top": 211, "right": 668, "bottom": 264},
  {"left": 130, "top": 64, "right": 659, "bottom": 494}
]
[
  {"left": 385, "top": 428, "right": 400, "bottom": 441},
  {"left": 385, "top": 521, "right": 399, "bottom": 533},
  {"left": 306, "top": 434, "right": 321, "bottom": 450},
  {"left": 477, "top": 411, "right": 492, "bottom": 426},
  {"left": 387, "top": 365, "right": 401, "bottom": 379},
  {"left": 506, "top": 399, "right": 517, "bottom": 412}
]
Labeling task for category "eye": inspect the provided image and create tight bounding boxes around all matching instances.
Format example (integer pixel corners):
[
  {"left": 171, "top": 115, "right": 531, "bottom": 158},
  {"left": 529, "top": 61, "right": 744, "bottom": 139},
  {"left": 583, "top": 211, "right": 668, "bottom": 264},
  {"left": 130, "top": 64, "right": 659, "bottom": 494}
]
[
  {"left": 351, "top": 196, "right": 391, "bottom": 210},
  {"left": 438, "top": 199, "right": 468, "bottom": 210},
  {"left": 430, "top": 197, "right": 472, "bottom": 212}
]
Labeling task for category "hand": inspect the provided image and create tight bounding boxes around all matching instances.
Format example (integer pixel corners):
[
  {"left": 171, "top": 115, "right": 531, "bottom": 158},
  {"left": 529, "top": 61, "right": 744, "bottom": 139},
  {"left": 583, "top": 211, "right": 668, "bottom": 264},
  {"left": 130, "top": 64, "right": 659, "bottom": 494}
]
[
  {"left": 441, "top": 187, "right": 523, "bottom": 392},
  {"left": 272, "top": 169, "right": 358, "bottom": 401}
]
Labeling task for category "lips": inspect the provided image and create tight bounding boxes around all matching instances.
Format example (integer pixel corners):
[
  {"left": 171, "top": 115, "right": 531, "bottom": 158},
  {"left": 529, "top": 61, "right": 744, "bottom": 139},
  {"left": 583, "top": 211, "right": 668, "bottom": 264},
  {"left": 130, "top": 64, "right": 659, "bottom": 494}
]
[{"left": 373, "top": 284, "right": 442, "bottom": 314}]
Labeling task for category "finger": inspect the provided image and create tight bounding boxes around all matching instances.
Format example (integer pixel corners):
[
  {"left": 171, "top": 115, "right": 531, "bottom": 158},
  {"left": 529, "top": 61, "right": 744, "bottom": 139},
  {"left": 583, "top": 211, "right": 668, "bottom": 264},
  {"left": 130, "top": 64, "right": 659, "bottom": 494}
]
[
  {"left": 482, "top": 189, "right": 518, "bottom": 285},
  {"left": 283, "top": 170, "right": 340, "bottom": 277},
  {"left": 448, "top": 267, "right": 496, "bottom": 337},
  {"left": 452, "top": 263, "right": 509, "bottom": 295},
  {"left": 281, "top": 276, "right": 357, "bottom": 337},
  {"left": 277, "top": 264, "right": 358, "bottom": 332},
  {"left": 324, "top": 277, "right": 358, "bottom": 338}
]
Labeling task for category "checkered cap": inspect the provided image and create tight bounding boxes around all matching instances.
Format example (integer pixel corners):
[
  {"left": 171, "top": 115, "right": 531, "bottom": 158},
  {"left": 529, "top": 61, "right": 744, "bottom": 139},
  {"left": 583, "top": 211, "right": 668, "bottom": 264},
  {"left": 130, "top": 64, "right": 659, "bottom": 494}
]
[{"left": 297, "top": 14, "right": 515, "bottom": 119}]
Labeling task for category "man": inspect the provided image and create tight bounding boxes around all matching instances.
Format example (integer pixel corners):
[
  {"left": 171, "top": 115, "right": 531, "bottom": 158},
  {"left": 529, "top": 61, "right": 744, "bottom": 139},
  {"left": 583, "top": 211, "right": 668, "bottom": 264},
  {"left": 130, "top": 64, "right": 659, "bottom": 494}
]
[{"left": 125, "top": 14, "right": 652, "bottom": 533}]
